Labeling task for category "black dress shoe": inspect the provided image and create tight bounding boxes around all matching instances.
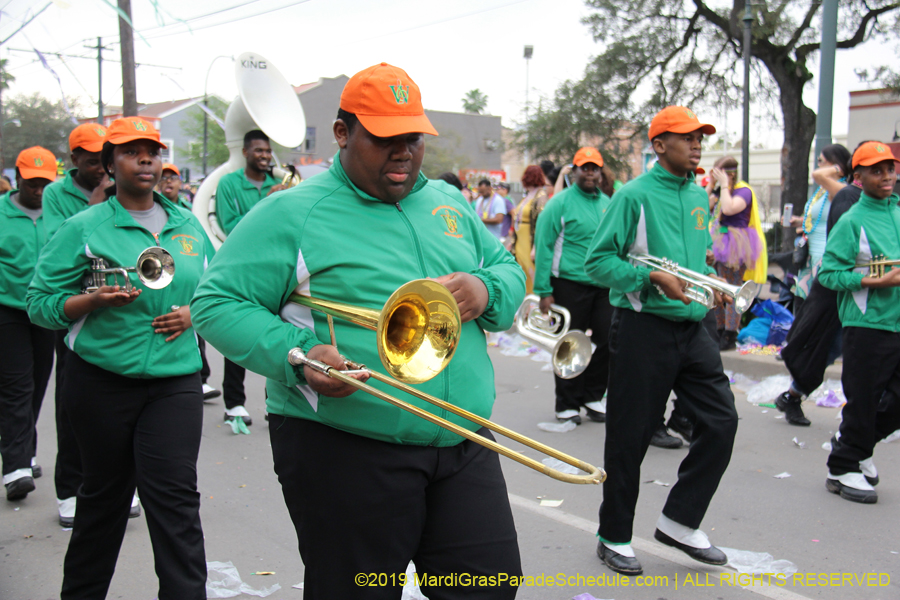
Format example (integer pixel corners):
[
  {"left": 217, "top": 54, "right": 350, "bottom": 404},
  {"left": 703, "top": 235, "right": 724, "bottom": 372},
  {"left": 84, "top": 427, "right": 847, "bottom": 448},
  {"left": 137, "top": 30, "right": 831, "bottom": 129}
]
[
  {"left": 775, "top": 392, "right": 810, "bottom": 426},
  {"left": 584, "top": 406, "right": 606, "bottom": 423},
  {"left": 5, "top": 476, "right": 35, "bottom": 501},
  {"left": 649, "top": 424, "right": 683, "bottom": 449},
  {"left": 825, "top": 475, "right": 878, "bottom": 504},
  {"left": 59, "top": 515, "right": 75, "bottom": 528},
  {"left": 654, "top": 529, "right": 727, "bottom": 565},
  {"left": 31, "top": 464, "right": 42, "bottom": 479},
  {"left": 596, "top": 541, "right": 643, "bottom": 575}
]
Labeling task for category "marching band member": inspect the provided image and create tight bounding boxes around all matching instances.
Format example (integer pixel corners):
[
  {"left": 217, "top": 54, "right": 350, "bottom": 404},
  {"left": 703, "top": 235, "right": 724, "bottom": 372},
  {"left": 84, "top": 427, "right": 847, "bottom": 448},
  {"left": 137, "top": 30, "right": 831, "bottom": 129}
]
[
  {"left": 192, "top": 63, "right": 525, "bottom": 599},
  {"left": 214, "top": 130, "right": 286, "bottom": 429},
  {"left": 584, "top": 106, "right": 737, "bottom": 575},
  {"left": 42, "top": 123, "right": 115, "bottom": 525},
  {"left": 819, "top": 141, "right": 900, "bottom": 504},
  {"left": 27, "top": 117, "right": 213, "bottom": 599},
  {"left": 533, "top": 147, "right": 612, "bottom": 425},
  {"left": 0, "top": 147, "right": 57, "bottom": 501}
]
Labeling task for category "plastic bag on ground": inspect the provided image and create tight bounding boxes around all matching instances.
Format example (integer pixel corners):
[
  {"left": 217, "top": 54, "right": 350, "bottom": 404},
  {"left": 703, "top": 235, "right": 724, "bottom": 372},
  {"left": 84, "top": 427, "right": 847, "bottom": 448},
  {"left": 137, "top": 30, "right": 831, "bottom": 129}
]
[
  {"left": 537, "top": 420, "right": 577, "bottom": 433},
  {"left": 744, "top": 375, "right": 791, "bottom": 405},
  {"left": 541, "top": 457, "right": 583, "bottom": 476},
  {"left": 403, "top": 562, "right": 428, "bottom": 600},
  {"left": 206, "top": 561, "right": 281, "bottom": 598},
  {"left": 720, "top": 547, "right": 798, "bottom": 576}
]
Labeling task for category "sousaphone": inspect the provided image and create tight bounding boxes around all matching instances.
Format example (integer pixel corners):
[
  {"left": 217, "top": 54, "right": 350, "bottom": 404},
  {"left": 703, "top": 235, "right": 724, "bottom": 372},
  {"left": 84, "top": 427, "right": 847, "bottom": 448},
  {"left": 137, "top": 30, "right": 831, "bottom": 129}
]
[{"left": 192, "top": 52, "right": 307, "bottom": 248}]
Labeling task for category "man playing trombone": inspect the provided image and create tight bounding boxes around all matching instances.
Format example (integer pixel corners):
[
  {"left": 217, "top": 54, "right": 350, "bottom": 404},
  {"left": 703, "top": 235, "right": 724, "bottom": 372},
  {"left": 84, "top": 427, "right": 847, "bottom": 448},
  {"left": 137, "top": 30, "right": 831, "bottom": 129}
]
[
  {"left": 584, "top": 106, "right": 738, "bottom": 576},
  {"left": 192, "top": 63, "right": 525, "bottom": 599}
]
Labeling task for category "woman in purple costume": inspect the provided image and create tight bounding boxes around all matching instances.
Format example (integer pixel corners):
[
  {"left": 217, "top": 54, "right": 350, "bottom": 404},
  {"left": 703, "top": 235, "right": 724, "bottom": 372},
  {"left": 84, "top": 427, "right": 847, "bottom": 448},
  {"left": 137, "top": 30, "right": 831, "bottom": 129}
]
[{"left": 708, "top": 156, "right": 762, "bottom": 350}]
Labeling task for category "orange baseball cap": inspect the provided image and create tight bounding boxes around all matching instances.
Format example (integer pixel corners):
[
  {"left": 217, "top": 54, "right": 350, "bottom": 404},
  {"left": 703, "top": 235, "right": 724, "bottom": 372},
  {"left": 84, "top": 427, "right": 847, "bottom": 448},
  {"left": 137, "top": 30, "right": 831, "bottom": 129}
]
[
  {"left": 103, "top": 117, "right": 167, "bottom": 148},
  {"left": 69, "top": 123, "right": 108, "bottom": 152},
  {"left": 573, "top": 147, "right": 603, "bottom": 168},
  {"left": 340, "top": 63, "right": 438, "bottom": 138},
  {"left": 649, "top": 106, "right": 716, "bottom": 141},
  {"left": 161, "top": 163, "right": 180, "bottom": 177},
  {"left": 852, "top": 141, "right": 898, "bottom": 168},
  {"left": 16, "top": 147, "right": 57, "bottom": 181}
]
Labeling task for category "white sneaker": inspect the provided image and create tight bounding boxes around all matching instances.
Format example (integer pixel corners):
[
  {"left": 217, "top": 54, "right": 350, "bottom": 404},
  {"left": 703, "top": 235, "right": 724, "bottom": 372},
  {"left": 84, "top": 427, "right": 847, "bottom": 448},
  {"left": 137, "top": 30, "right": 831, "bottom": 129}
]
[
  {"left": 202, "top": 383, "right": 221, "bottom": 401},
  {"left": 555, "top": 409, "right": 582, "bottom": 424},
  {"left": 129, "top": 492, "right": 141, "bottom": 519}
]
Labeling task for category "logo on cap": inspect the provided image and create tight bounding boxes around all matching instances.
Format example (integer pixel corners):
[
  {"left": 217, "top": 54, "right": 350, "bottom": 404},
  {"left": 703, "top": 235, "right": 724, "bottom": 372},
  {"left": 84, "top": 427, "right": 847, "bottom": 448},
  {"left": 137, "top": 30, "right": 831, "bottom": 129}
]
[
  {"left": 94, "top": 127, "right": 105, "bottom": 137},
  {"left": 876, "top": 144, "right": 886, "bottom": 153},
  {"left": 389, "top": 85, "right": 410, "bottom": 105},
  {"left": 131, "top": 120, "right": 148, "bottom": 132},
  {"left": 34, "top": 157, "right": 44, "bottom": 167},
  {"left": 683, "top": 108, "right": 697, "bottom": 119}
]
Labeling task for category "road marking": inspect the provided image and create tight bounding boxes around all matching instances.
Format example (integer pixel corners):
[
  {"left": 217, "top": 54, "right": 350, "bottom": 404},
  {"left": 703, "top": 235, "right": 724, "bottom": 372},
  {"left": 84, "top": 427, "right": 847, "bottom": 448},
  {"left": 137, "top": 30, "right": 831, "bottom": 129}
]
[{"left": 508, "top": 493, "right": 813, "bottom": 600}]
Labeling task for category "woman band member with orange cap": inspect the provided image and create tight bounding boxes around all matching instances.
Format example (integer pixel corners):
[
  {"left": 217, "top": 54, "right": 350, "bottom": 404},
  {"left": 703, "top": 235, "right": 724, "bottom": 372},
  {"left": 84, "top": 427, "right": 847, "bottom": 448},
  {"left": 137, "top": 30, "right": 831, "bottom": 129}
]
[
  {"left": 27, "top": 117, "right": 214, "bottom": 599},
  {"left": 0, "top": 147, "right": 57, "bottom": 501}
]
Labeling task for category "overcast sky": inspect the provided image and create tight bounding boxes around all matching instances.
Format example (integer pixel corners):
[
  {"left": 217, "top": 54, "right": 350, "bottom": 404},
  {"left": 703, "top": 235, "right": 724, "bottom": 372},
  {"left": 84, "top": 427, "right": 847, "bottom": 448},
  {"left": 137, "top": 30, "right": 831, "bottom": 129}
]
[{"left": 1, "top": 0, "right": 894, "bottom": 148}]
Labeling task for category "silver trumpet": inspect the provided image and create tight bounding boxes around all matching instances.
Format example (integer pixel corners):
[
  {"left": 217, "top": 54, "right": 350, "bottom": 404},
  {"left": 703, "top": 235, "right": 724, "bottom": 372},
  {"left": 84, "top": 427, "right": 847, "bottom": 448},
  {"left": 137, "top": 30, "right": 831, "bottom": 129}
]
[
  {"left": 83, "top": 246, "right": 175, "bottom": 293},
  {"left": 627, "top": 253, "right": 758, "bottom": 315},
  {"left": 513, "top": 295, "right": 592, "bottom": 379}
]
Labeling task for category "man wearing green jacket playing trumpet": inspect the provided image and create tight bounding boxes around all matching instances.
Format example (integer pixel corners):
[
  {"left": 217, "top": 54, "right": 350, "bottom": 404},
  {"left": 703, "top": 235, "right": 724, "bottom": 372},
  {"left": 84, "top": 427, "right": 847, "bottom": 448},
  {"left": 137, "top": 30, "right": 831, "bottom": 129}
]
[
  {"left": 584, "top": 106, "right": 738, "bottom": 576},
  {"left": 191, "top": 62, "right": 525, "bottom": 600}
]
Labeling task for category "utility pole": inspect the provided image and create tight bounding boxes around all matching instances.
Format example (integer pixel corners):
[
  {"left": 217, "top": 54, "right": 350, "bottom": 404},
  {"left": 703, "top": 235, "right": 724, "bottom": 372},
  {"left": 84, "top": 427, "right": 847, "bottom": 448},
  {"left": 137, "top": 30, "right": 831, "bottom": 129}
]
[
  {"left": 741, "top": 1, "right": 752, "bottom": 183},
  {"left": 84, "top": 37, "right": 110, "bottom": 124},
  {"left": 814, "top": 0, "right": 838, "bottom": 163},
  {"left": 523, "top": 45, "right": 533, "bottom": 166},
  {"left": 118, "top": 0, "right": 137, "bottom": 116}
]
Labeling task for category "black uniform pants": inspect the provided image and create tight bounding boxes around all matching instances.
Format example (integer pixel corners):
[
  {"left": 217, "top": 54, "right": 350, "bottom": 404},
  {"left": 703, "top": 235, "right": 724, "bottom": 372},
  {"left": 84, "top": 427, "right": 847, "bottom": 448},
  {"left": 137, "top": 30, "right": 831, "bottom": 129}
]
[
  {"left": 781, "top": 279, "right": 843, "bottom": 396},
  {"left": 61, "top": 353, "right": 206, "bottom": 600},
  {"left": 550, "top": 277, "right": 613, "bottom": 413},
  {"left": 599, "top": 309, "right": 738, "bottom": 544},
  {"left": 828, "top": 327, "right": 900, "bottom": 475},
  {"left": 54, "top": 332, "right": 83, "bottom": 500},
  {"left": 0, "top": 305, "right": 54, "bottom": 477},
  {"left": 197, "top": 335, "right": 211, "bottom": 384},
  {"left": 269, "top": 416, "right": 522, "bottom": 600},
  {"left": 223, "top": 357, "right": 246, "bottom": 409}
]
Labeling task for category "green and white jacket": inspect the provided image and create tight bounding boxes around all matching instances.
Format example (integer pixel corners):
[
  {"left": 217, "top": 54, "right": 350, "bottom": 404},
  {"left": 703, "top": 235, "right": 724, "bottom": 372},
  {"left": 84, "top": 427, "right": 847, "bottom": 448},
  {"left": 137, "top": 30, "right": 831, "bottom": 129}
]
[
  {"left": 27, "top": 194, "right": 215, "bottom": 378},
  {"left": 584, "top": 165, "right": 715, "bottom": 322},
  {"left": 0, "top": 191, "right": 45, "bottom": 312},
  {"left": 191, "top": 153, "right": 526, "bottom": 446},
  {"left": 819, "top": 192, "right": 900, "bottom": 332},
  {"left": 533, "top": 183, "right": 611, "bottom": 296}
]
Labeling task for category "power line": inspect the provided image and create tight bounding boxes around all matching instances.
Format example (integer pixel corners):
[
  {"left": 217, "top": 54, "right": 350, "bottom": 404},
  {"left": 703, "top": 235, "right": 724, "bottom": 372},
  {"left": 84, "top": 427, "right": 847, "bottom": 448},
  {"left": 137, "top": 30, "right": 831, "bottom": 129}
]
[{"left": 138, "top": 0, "right": 312, "bottom": 41}]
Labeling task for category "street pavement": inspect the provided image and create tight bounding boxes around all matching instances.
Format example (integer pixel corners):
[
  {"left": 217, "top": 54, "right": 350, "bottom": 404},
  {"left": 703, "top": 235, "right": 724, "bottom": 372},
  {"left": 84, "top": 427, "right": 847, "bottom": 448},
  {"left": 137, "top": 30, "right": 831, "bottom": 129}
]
[{"left": 1, "top": 344, "right": 898, "bottom": 600}]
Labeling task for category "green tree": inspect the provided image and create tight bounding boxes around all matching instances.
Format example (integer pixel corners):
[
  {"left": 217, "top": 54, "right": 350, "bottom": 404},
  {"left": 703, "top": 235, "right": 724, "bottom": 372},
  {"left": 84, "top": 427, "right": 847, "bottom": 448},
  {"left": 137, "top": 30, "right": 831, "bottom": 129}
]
[
  {"left": 462, "top": 89, "right": 488, "bottom": 115},
  {"left": 178, "top": 95, "right": 229, "bottom": 171},
  {"left": 519, "top": 1, "right": 900, "bottom": 216},
  {"left": 421, "top": 132, "right": 470, "bottom": 179},
  {"left": 2, "top": 93, "right": 78, "bottom": 168},
  {"left": 0, "top": 58, "right": 16, "bottom": 91}
]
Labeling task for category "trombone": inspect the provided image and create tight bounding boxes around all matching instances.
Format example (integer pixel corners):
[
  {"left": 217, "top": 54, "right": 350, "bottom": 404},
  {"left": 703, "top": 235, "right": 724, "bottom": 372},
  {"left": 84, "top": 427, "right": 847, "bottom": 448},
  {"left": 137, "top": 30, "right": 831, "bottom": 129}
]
[
  {"left": 286, "top": 280, "right": 605, "bottom": 485},
  {"left": 513, "top": 295, "right": 592, "bottom": 379},
  {"left": 628, "top": 253, "right": 758, "bottom": 315},
  {"left": 856, "top": 254, "right": 900, "bottom": 278},
  {"left": 83, "top": 246, "right": 175, "bottom": 293}
]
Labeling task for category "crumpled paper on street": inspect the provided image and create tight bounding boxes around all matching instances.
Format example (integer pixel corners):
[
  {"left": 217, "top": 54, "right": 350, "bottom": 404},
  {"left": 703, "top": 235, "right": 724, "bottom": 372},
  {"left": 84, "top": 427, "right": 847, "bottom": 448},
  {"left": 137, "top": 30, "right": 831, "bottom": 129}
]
[
  {"left": 206, "top": 561, "right": 280, "bottom": 598},
  {"left": 742, "top": 375, "right": 846, "bottom": 407},
  {"left": 537, "top": 420, "right": 577, "bottom": 433},
  {"left": 720, "top": 547, "right": 798, "bottom": 576}
]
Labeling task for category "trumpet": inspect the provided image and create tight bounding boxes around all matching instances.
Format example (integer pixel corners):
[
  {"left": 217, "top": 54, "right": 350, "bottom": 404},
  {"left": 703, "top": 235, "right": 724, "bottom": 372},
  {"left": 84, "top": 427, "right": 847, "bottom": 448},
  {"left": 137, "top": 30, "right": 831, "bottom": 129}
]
[
  {"left": 856, "top": 254, "right": 900, "bottom": 278},
  {"left": 83, "top": 246, "right": 175, "bottom": 294},
  {"left": 513, "top": 295, "right": 592, "bottom": 379},
  {"left": 286, "top": 280, "right": 605, "bottom": 485},
  {"left": 628, "top": 253, "right": 758, "bottom": 315}
]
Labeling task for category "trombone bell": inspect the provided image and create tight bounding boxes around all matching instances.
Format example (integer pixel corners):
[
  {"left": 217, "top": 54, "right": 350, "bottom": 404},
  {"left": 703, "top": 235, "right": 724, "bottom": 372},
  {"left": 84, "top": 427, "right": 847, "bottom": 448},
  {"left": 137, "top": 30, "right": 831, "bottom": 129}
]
[{"left": 289, "top": 279, "right": 460, "bottom": 385}]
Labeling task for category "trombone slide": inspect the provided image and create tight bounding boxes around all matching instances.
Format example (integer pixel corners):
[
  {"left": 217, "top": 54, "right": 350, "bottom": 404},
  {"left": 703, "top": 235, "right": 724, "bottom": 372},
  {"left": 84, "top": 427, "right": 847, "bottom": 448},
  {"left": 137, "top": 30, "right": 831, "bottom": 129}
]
[{"left": 288, "top": 348, "right": 605, "bottom": 485}]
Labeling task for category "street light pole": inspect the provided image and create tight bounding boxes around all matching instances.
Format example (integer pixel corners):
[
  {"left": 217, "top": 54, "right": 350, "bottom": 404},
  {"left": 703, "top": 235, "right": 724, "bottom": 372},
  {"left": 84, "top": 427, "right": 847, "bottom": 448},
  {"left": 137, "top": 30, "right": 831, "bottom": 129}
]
[
  {"left": 741, "top": 1, "right": 752, "bottom": 183},
  {"left": 203, "top": 55, "right": 232, "bottom": 177},
  {"left": 523, "top": 45, "right": 533, "bottom": 166},
  {"left": 814, "top": 0, "right": 838, "bottom": 162}
]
